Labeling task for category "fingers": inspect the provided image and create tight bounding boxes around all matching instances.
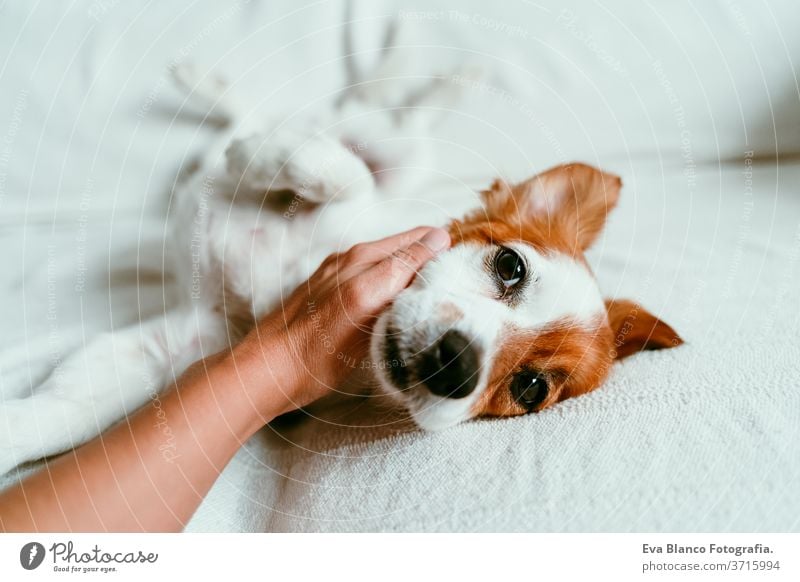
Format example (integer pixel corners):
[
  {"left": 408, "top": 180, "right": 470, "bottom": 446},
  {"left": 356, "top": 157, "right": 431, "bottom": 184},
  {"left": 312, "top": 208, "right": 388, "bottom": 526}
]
[
  {"left": 308, "top": 226, "right": 450, "bottom": 318},
  {"left": 341, "top": 226, "right": 436, "bottom": 266},
  {"left": 367, "top": 226, "right": 437, "bottom": 254},
  {"left": 364, "top": 227, "right": 451, "bottom": 303}
]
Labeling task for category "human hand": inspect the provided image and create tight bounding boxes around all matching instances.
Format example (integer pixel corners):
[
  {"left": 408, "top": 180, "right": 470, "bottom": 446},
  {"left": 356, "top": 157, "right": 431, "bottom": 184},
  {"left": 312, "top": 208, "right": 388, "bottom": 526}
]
[{"left": 231, "top": 226, "right": 451, "bottom": 417}]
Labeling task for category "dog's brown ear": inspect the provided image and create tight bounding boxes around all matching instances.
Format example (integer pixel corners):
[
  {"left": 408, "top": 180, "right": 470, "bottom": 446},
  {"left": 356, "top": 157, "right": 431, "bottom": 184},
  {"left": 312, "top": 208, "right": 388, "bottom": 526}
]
[
  {"left": 482, "top": 163, "right": 621, "bottom": 252},
  {"left": 605, "top": 299, "right": 683, "bottom": 359}
]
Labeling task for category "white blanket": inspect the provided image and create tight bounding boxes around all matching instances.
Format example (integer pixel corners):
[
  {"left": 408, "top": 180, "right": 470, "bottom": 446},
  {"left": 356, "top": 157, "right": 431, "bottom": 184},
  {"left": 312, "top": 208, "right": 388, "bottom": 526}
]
[{"left": 1, "top": 0, "right": 799, "bottom": 531}]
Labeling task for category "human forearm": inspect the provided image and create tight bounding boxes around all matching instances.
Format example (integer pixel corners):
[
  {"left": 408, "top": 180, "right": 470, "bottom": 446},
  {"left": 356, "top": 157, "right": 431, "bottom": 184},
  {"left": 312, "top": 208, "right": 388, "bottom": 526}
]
[{"left": 0, "top": 341, "right": 287, "bottom": 532}]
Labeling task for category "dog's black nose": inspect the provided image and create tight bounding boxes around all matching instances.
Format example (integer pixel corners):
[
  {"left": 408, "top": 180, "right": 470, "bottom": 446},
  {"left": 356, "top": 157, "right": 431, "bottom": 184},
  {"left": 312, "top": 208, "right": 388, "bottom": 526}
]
[{"left": 419, "top": 330, "right": 479, "bottom": 399}]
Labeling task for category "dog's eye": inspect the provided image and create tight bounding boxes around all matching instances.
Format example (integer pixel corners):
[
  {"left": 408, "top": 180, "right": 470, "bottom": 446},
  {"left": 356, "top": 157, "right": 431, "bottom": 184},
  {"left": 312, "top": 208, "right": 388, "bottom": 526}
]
[
  {"left": 495, "top": 248, "right": 526, "bottom": 288},
  {"left": 511, "top": 371, "right": 548, "bottom": 410}
]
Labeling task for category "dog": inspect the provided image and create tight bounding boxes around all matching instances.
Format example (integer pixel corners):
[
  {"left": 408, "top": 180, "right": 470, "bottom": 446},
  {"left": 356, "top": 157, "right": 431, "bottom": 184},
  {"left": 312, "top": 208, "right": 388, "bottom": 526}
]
[{"left": 0, "top": 23, "right": 681, "bottom": 474}]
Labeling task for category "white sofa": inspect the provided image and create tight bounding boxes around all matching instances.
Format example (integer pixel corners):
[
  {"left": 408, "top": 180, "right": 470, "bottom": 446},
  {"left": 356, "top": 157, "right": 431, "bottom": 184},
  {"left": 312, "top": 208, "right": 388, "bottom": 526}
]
[{"left": 1, "top": 0, "right": 798, "bottom": 531}]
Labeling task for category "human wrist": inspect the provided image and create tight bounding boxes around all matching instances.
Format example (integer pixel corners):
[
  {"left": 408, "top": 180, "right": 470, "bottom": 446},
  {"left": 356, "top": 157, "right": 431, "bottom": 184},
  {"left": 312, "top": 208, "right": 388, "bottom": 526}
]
[{"left": 222, "top": 329, "right": 304, "bottom": 423}]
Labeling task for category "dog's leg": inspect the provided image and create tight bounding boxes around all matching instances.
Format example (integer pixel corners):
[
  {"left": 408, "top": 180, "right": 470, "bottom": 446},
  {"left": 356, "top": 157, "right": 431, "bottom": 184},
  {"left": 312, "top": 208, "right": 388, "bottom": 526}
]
[
  {"left": 0, "top": 308, "right": 227, "bottom": 475},
  {"left": 224, "top": 125, "right": 376, "bottom": 204}
]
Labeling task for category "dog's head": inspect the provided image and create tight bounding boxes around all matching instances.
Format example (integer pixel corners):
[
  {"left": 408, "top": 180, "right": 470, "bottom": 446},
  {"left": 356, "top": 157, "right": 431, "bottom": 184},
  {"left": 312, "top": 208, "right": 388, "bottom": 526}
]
[{"left": 371, "top": 163, "right": 683, "bottom": 430}]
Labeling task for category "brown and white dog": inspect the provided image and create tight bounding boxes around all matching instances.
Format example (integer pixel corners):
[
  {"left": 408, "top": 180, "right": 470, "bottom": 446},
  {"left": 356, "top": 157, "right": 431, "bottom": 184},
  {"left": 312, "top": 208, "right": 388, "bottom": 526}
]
[
  {"left": 0, "top": 25, "right": 681, "bottom": 472},
  {"left": 372, "top": 165, "right": 683, "bottom": 430}
]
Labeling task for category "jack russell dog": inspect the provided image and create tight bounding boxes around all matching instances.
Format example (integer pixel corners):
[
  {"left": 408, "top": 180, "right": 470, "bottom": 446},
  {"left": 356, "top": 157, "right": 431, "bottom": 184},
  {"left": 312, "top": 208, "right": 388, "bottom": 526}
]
[{"left": 0, "top": 26, "right": 682, "bottom": 474}]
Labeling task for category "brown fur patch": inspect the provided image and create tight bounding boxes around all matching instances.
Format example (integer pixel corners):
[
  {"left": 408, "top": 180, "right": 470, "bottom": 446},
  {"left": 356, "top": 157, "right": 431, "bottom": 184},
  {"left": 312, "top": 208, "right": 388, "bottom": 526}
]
[
  {"left": 606, "top": 299, "right": 684, "bottom": 358},
  {"left": 448, "top": 163, "right": 622, "bottom": 257},
  {"left": 473, "top": 318, "right": 614, "bottom": 418}
]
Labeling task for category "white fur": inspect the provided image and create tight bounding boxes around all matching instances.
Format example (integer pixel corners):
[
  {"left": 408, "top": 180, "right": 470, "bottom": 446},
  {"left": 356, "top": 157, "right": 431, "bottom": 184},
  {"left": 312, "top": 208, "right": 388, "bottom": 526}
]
[
  {"left": 506, "top": 244, "right": 606, "bottom": 329},
  {"left": 225, "top": 128, "right": 375, "bottom": 203},
  {"left": 371, "top": 243, "right": 605, "bottom": 431}
]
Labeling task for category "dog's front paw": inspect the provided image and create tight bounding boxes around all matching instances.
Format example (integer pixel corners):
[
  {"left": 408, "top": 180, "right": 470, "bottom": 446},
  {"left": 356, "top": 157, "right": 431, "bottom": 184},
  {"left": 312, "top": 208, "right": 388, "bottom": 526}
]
[{"left": 225, "top": 129, "right": 375, "bottom": 204}]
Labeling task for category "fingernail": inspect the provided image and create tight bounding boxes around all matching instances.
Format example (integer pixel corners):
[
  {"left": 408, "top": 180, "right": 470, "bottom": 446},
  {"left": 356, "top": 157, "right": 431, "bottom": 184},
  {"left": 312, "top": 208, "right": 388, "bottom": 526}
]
[{"left": 419, "top": 228, "right": 450, "bottom": 253}]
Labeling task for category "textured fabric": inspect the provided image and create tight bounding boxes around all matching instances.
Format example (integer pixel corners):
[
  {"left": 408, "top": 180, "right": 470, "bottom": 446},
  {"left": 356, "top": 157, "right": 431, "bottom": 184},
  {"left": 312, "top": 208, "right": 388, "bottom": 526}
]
[{"left": 1, "top": 0, "right": 799, "bottom": 531}]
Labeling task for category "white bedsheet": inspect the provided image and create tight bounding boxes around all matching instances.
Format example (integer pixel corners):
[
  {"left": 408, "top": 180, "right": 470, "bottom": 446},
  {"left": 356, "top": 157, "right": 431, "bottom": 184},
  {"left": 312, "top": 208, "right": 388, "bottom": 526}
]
[{"left": 1, "top": 0, "right": 798, "bottom": 532}]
